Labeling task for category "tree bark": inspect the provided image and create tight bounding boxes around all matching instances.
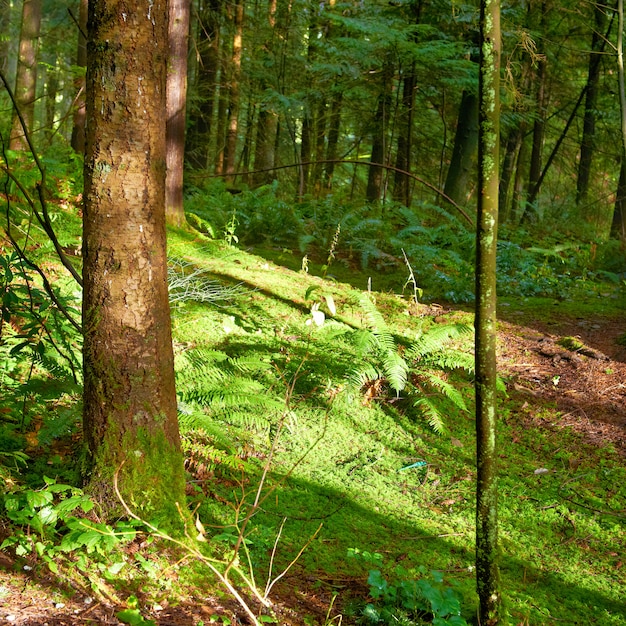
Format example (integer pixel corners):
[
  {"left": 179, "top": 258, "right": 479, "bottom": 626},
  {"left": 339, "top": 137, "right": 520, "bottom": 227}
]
[
  {"left": 393, "top": 66, "right": 416, "bottom": 206},
  {"left": 83, "top": 0, "right": 186, "bottom": 524},
  {"left": 186, "top": 0, "right": 221, "bottom": 170},
  {"left": 476, "top": 0, "right": 502, "bottom": 623},
  {"left": 576, "top": 2, "right": 607, "bottom": 207},
  {"left": 224, "top": 0, "right": 244, "bottom": 182},
  {"left": 10, "top": 0, "right": 42, "bottom": 151},
  {"left": 443, "top": 90, "right": 479, "bottom": 206},
  {"left": 166, "top": 0, "right": 191, "bottom": 226},
  {"left": 324, "top": 89, "right": 343, "bottom": 191},
  {"left": 366, "top": 59, "right": 393, "bottom": 203}
]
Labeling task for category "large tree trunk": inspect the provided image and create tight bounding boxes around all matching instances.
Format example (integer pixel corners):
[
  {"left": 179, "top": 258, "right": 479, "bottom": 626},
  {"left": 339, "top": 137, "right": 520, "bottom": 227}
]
[
  {"left": 83, "top": 0, "right": 186, "bottom": 524},
  {"left": 10, "top": 0, "right": 42, "bottom": 151},
  {"left": 165, "top": 0, "right": 191, "bottom": 226},
  {"left": 476, "top": 0, "right": 502, "bottom": 623}
]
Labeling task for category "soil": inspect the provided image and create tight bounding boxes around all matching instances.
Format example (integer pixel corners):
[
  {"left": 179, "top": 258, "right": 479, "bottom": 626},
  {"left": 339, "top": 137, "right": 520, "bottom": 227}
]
[{"left": 0, "top": 312, "right": 624, "bottom": 626}]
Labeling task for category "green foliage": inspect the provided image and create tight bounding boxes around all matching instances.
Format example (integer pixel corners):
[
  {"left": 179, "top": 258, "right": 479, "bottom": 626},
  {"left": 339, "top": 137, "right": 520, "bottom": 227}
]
[
  {"left": 346, "top": 294, "right": 473, "bottom": 433},
  {"left": 348, "top": 549, "right": 468, "bottom": 625}
]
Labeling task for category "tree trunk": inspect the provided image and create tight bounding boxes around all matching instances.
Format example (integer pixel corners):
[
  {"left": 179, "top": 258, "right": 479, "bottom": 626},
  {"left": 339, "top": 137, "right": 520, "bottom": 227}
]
[
  {"left": 498, "top": 124, "right": 524, "bottom": 223},
  {"left": 70, "top": 0, "right": 88, "bottom": 153},
  {"left": 224, "top": 0, "right": 244, "bottom": 181},
  {"left": 393, "top": 66, "right": 416, "bottom": 206},
  {"left": 476, "top": 0, "right": 502, "bottom": 623},
  {"left": 186, "top": 0, "right": 221, "bottom": 170},
  {"left": 83, "top": 0, "right": 186, "bottom": 524},
  {"left": 443, "top": 90, "right": 479, "bottom": 206},
  {"left": 522, "top": 0, "right": 548, "bottom": 223},
  {"left": 10, "top": 0, "right": 42, "bottom": 151},
  {"left": 576, "top": 2, "right": 607, "bottom": 208},
  {"left": 165, "top": 0, "right": 191, "bottom": 226},
  {"left": 324, "top": 89, "right": 343, "bottom": 191},
  {"left": 613, "top": 156, "right": 626, "bottom": 241},
  {"left": 366, "top": 59, "right": 393, "bottom": 204}
]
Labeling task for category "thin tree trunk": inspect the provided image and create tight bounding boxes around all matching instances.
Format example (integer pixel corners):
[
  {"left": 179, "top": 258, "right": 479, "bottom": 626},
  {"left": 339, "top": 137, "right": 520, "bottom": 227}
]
[
  {"left": 186, "top": 0, "right": 221, "bottom": 169},
  {"left": 224, "top": 0, "right": 244, "bottom": 181},
  {"left": 393, "top": 66, "right": 416, "bottom": 206},
  {"left": 498, "top": 124, "right": 524, "bottom": 223},
  {"left": 612, "top": 156, "right": 626, "bottom": 240},
  {"left": 83, "top": 0, "right": 186, "bottom": 522},
  {"left": 71, "top": 0, "right": 88, "bottom": 153},
  {"left": 366, "top": 59, "right": 393, "bottom": 203},
  {"left": 443, "top": 90, "right": 479, "bottom": 206},
  {"left": 166, "top": 0, "right": 191, "bottom": 226},
  {"left": 10, "top": 0, "right": 42, "bottom": 151},
  {"left": 476, "top": 0, "right": 502, "bottom": 623},
  {"left": 324, "top": 89, "right": 343, "bottom": 191},
  {"left": 576, "top": 2, "right": 607, "bottom": 207},
  {"left": 522, "top": 0, "right": 548, "bottom": 223},
  {"left": 615, "top": 0, "right": 626, "bottom": 243}
]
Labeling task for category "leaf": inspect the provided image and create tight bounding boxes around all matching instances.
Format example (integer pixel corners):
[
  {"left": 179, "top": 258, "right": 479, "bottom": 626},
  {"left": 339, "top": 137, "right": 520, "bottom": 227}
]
[{"left": 116, "top": 609, "right": 156, "bottom": 626}]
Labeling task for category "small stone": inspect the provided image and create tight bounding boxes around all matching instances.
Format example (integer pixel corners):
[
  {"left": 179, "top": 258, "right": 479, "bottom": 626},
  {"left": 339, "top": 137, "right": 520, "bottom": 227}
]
[{"left": 5, "top": 615, "right": 16, "bottom": 622}]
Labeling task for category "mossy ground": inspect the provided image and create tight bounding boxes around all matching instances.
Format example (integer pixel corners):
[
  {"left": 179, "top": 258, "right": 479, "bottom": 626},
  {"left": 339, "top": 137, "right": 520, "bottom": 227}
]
[{"left": 1, "top": 225, "right": 625, "bottom": 625}]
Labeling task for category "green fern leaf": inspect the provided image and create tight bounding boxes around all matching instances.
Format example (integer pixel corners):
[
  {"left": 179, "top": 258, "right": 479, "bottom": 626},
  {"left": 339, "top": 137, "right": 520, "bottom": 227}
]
[{"left": 412, "top": 396, "right": 447, "bottom": 434}]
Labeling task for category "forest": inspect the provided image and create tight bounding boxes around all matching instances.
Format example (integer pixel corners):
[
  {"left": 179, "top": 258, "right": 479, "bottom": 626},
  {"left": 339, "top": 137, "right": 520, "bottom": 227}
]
[{"left": 0, "top": 0, "right": 625, "bottom": 624}]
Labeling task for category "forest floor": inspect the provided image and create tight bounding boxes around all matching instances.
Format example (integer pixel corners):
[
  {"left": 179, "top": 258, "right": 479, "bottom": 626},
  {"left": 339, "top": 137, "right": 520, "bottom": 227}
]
[{"left": 1, "top": 303, "right": 624, "bottom": 626}]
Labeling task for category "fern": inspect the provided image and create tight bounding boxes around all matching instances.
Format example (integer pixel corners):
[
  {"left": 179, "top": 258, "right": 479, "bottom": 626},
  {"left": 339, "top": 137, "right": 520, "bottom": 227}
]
[
  {"left": 349, "top": 294, "right": 409, "bottom": 394},
  {"left": 347, "top": 297, "right": 474, "bottom": 432},
  {"left": 176, "top": 348, "right": 284, "bottom": 432}
]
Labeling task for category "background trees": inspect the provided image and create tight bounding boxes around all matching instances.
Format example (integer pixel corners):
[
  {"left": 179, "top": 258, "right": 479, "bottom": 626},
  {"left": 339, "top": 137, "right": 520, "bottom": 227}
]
[{"left": 0, "top": 0, "right": 625, "bottom": 243}]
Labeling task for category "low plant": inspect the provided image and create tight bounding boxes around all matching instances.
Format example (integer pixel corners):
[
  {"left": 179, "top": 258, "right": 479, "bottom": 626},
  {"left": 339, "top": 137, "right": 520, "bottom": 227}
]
[
  {"left": 347, "top": 548, "right": 468, "bottom": 625},
  {"left": 346, "top": 294, "right": 474, "bottom": 433}
]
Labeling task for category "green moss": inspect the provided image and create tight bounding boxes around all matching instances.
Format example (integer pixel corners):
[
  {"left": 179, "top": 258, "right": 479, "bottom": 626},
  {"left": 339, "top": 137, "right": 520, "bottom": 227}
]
[{"left": 86, "top": 423, "right": 187, "bottom": 534}]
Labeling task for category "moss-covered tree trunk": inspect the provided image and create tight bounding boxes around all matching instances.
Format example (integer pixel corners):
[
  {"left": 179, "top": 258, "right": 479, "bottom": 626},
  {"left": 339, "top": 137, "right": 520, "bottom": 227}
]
[
  {"left": 83, "top": 0, "right": 186, "bottom": 525},
  {"left": 475, "top": 0, "right": 501, "bottom": 623}
]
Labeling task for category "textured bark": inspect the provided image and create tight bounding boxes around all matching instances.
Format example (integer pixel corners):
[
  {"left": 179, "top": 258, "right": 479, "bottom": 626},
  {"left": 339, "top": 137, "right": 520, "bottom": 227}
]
[
  {"left": 83, "top": 0, "right": 185, "bottom": 522},
  {"left": 443, "top": 90, "right": 479, "bottom": 206},
  {"left": 10, "top": 0, "right": 42, "bottom": 150},
  {"left": 166, "top": 0, "right": 190, "bottom": 226},
  {"left": 70, "top": 0, "right": 88, "bottom": 153},
  {"left": 476, "top": 0, "right": 502, "bottom": 623}
]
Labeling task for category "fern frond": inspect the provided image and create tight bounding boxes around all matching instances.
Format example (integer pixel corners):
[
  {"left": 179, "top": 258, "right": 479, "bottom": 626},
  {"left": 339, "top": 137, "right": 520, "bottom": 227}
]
[
  {"left": 350, "top": 329, "right": 380, "bottom": 358},
  {"left": 382, "top": 349, "right": 409, "bottom": 394},
  {"left": 346, "top": 363, "right": 384, "bottom": 390},
  {"left": 412, "top": 396, "right": 447, "bottom": 434},
  {"left": 415, "top": 371, "right": 468, "bottom": 412},
  {"left": 419, "top": 349, "right": 475, "bottom": 374},
  {"left": 407, "top": 323, "right": 473, "bottom": 358}
]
